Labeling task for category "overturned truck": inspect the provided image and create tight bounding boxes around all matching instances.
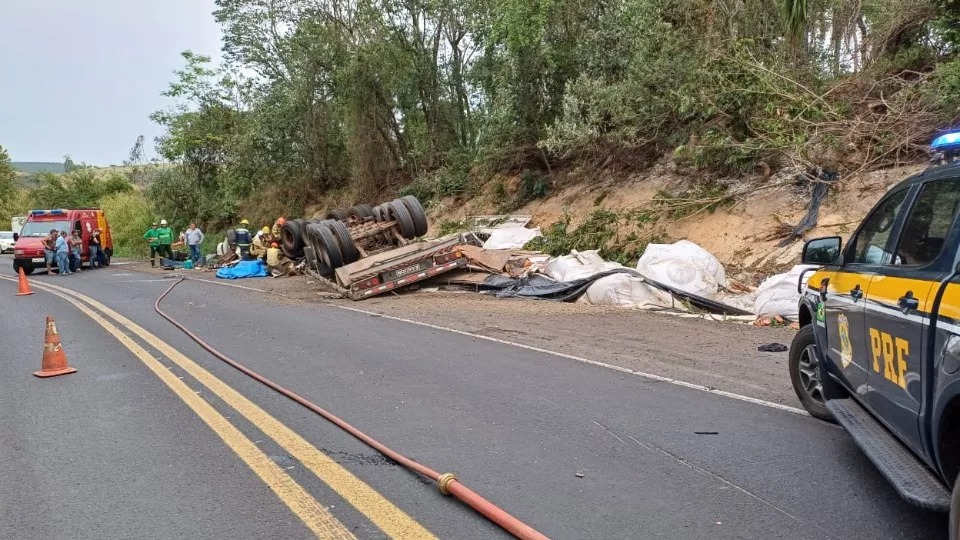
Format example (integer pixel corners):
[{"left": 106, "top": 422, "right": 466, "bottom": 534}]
[{"left": 280, "top": 196, "right": 467, "bottom": 300}]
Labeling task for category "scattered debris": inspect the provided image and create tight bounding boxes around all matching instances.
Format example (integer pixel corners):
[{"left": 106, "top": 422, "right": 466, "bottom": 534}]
[
  {"left": 694, "top": 431, "right": 719, "bottom": 435},
  {"left": 273, "top": 207, "right": 811, "bottom": 325},
  {"left": 754, "top": 315, "right": 788, "bottom": 327},
  {"left": 757, "top": 343, "right": 789, "bottom": 353},
  {"left": 575, "top": 471, "right": 585, "bottom": 478}
]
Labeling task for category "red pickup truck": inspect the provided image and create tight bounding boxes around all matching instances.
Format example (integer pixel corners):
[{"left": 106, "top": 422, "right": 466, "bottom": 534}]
[{"left": 12, "top": 208, "right": 113, "bottom": 274}]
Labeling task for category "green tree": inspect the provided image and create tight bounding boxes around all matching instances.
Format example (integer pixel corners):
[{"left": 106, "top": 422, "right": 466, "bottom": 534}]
[
  {"left": 0, "top": 145, "right": 22, "bottom": 226},
  {"left": 0, "top": 145, "right": 14, "bottom": 204}
]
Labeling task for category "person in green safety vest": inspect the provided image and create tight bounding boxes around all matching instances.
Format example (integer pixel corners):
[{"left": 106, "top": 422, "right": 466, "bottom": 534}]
[
  {"left": 156, "top": 219, "right": 174, "bottom": 262},
  {"left": 235, "top": 218, "right": 253, "bottom": 260},
  {"left": 144, "top": 221, "right": 160, "bottom": 267}
]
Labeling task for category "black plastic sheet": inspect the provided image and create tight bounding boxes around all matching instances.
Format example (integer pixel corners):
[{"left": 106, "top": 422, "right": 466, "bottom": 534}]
[{"left": 480, "top": 268, "right": 754, "bottom": 316}]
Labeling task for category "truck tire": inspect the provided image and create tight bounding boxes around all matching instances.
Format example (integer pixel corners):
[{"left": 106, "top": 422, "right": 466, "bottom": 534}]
[
  {"left": 306, "top": 222, "right": 344, "bottom": 270},
  {"left": 324, "top": 220, "right": 359, "bottom": 264},
  {"left": 348, "top": 204, "right": 375, "bottom": 221},
  {"left": 373, "top": 205, "right": 389, "bottom": 223},
  {"left": 303, "top": 245, "right": 332, "bottom": 277},
  {"left": 399, "top": 196, "right": 428, "bottom": 237},
  {"left": 789, "top": 325, "right": 834, "bottom": 422},
  {"left": 388, "top": 200, "right": 417, "bottom": 240},
  {"left": 325, "top": 208, "right": 349, "bottom": 222},
  {"left": 281, "top": 221, "right": 305, "bottom": 258}
]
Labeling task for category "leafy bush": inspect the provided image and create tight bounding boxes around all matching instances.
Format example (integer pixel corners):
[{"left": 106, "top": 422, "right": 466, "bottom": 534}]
[
  {"left": 147, "top": 167, "right": 237, "bottom": 231},
  {"left": 398, "top": 166, "right": 470, "bottom": 202},
  {"left": 517, "top": 171, "right": 549, "bottom": 203},
  {"left": 924, "top": 58, "right": 960, "bottom": 117},
  {"left": 525, "top": 207, "right": 659, "bottom": 265},
  {"left": 99, "top": 191, "right": 156, "bottom": 258}
]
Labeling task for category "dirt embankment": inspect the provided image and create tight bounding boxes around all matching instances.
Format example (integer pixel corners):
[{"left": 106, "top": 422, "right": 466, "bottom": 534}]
[{"left": 428, "top": 159, "right": 926, "bottom": 282}]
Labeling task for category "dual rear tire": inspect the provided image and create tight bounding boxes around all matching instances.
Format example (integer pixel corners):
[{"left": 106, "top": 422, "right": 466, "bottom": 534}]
[{"left": 305, "top": 220, "right": 360, "bottom": 276}]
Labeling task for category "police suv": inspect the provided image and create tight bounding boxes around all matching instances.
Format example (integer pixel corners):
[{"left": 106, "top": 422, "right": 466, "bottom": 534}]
[{"left": 790, "top": 132, "right": 960, "bottom": 537}]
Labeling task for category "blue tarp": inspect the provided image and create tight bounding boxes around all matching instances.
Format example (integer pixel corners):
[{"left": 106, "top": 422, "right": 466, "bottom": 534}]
[{"left": 216, "top": 259, "right": 268, "bottom": 279}]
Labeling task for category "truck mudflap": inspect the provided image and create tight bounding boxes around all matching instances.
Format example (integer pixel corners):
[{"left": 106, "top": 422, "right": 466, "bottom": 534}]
[{"left": 306, "top": 235, "right": 468, "bottom": 300}]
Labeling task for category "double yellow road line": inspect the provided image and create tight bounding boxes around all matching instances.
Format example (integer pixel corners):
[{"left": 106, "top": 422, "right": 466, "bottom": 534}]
[{"left": 3, "top": 276, "right": 436, "bottom": 540}]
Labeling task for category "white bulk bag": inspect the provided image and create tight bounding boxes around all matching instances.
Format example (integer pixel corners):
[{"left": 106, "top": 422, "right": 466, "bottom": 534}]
[
  {"left": 636, "top": 240, "right": 726, "bottom": 299},
  {"left": 583, "top": 273, "right": 683, "bottom": 310},
  {"left": 753, "top": 264, "right": 818, "bottom": 320},
  {"left": 545, "top": 250, "right": 624, "bottom": 282}
]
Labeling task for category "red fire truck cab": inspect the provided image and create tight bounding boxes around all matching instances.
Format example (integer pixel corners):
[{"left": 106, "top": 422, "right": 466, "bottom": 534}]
[{"left": 12, "top": 209, "right": 114, "bottom": 275}]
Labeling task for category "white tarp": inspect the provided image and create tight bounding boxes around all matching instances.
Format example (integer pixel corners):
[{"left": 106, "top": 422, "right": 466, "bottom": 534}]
[
  {"left": 481, "top": 227, "right": 542, "bottom": 250},
  {"left": 542, "top": 250, "right": 680, "bottom": 310},
  {"left": 545, "top": 250, "right": 623, "bottom": 282},
  {"left": 582, "top": 273, "right": 683, "bottom": 310},
  {"left": 540, "top": 244, "right": 811, "bottom": 318},
  {"left": 753, "top": 264, "right": 817, "bottom": 320},
  {"left": 636, "top": 240, "right": 726, "bottom": 300}
]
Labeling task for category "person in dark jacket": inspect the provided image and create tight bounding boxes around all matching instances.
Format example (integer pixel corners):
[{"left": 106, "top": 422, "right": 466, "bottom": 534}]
[
  {"left": 88, "top": 228, "right": 103, "bottom": 268},
  {"left": 69, "top": 230, "right": 83, "bottom": 272},
  {"left": 235, "top": 219, "right": 252, "bottom": 260}
]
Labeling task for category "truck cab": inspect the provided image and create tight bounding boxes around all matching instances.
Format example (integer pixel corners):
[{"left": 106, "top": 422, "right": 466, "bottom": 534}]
[
  {"left": 12, "top": 209, "right": 113, "bottom": 275},
  {"left": 789, "top": 132, "right": 960, "bottom": 538}
]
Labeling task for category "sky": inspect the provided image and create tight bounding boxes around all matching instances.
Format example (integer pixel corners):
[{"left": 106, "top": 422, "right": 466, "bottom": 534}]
[{"left": 0, "top": 0, "right": 223, "bottom": 166}]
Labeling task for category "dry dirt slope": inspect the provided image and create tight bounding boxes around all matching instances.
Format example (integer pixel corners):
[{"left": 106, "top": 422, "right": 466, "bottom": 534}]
[{"left": 427, "top": 160, "right": 927, "bottom": 282}]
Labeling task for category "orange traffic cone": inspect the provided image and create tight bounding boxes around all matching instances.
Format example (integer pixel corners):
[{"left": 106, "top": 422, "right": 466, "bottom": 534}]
[
  {"left": 34, "top": 316, "right": 77, "bottom": 378},
  {"left": 15, "top": 267, "right": 34, "bottom": 296}
]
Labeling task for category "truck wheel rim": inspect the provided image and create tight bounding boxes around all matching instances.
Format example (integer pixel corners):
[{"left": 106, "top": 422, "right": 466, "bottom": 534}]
[{"left": 798, "top": 344, "right": 823, "bottom": 403}]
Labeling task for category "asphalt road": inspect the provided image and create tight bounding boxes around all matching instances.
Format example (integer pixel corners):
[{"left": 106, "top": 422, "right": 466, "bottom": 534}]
[{"left": 0, "top": 258, "right": 949, "bottom": 539}]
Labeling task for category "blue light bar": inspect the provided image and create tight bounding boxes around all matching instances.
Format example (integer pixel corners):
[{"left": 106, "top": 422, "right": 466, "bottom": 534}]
[
  {"left": 29, "top": 209, "right": 67, "bottom": 216},
  {"left": 932, "top": 132, "right": 960, "bottom": 150}
]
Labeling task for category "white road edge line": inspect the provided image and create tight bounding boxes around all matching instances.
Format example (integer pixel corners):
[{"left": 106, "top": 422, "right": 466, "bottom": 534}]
[
  {"left": 107, "top": 279, "right": 177, "bottom": 283},
  {"left": 175, "top": 276, "right": 809, "bottom": 416}
]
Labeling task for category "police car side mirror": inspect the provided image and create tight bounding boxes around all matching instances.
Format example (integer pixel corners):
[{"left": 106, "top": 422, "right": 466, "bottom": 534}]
[{"left": 802, "top": 236, "right": 842, "bottom": 265}]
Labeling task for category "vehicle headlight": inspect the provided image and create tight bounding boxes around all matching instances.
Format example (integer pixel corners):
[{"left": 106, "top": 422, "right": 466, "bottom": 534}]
[{"left": 14, "top": 250, "right": 24, "bottom": 256}]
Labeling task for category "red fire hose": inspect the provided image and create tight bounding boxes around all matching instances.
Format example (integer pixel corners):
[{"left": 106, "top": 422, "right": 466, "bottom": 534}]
[{"left": 156, "top": 277, "right": 549, "bottom": 540}]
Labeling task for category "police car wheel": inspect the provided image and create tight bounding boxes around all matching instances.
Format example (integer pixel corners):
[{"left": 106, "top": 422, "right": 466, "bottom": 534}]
[
  {"left": 789, "top": 325, "right": 834, "bottom": 422},
  {"left": 951, "top": 475, "right": 959, "bottom": 540}
]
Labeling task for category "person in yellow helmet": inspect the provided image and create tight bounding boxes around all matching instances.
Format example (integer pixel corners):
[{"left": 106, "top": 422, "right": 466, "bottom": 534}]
[
  {"left": 235, "top": 219, "right": 252, "bottom": 260},
  {"left": 251, "top": 226, "right": 273, "bottom": 260}
]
